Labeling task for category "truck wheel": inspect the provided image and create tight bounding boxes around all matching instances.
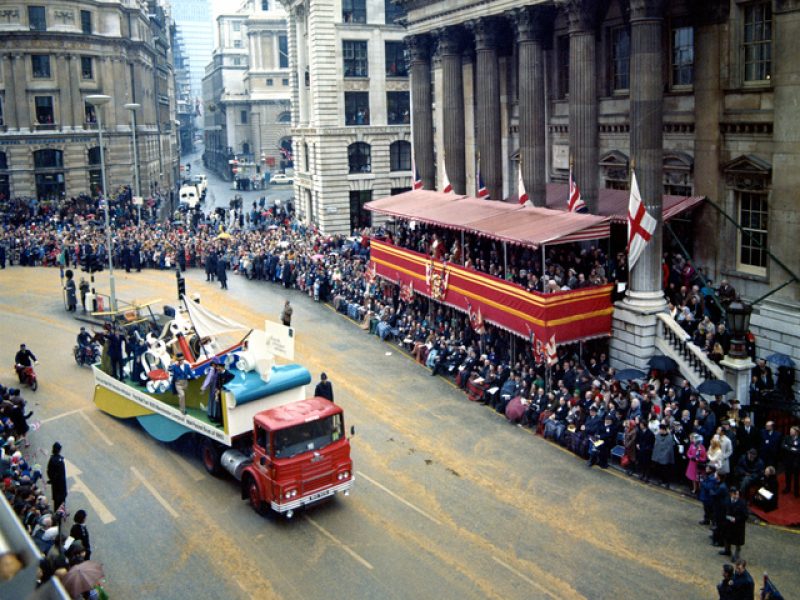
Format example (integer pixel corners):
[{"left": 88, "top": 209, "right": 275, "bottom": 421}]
[
  {"left": 245, "top": 476, "right": 266, "bottom": 516},
  {"left": 201, "top": 439, "right": 222, "bottom": 476}
]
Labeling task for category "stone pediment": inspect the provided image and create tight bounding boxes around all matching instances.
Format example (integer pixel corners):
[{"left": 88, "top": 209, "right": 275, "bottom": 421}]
[
  {"left": 722, "top": 154, "right": 772, "bottom": 176},
  {"left": 599, "top": 150, "right": 629, "bottom": 167},
  {"left": 664, "top": 151, "right": 693, "bottom": 172}
]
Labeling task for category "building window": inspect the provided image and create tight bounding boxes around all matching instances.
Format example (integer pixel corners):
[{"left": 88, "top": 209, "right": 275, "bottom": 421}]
[
  {"left": 385, "top": 0, "right": 404, "bottom": 24},
  {"left": 385, "top": 42, "right": 407, "bottom": 77},
  {"left": 33, "top": 149, "right": 63, "bottom": 169},
  {"left": 233, "top": 39, "right": 242, "bottom": 48},
  {"left": 738, "top": 191, "right": 768, "bottom": 274},
  {"left": 611, "top": 26, "right": 630, "bottom": 91},
  {"left": 80, "top": 10, "right": 92, "bottom": 34},
  {"left": 81, "top": 56, "right": 93, "bottom": 80},
  {"left": 390, "top": 141, "right": 411, "bottom": 171},
  {"left": 345, "top": 92, "right": 369, "bottom": 125},
  {"left": 31, "top": 55, "right": 51, "bottom": 79},
  {"left": 348, "top": 142, "right": 371, "bottom": 173},
  {"left": 343, "top": 0, "right": 366, "bottom": 24},
  {"left": 88, "top": 147, "right": 102, "bottom": 165},
  {"left": 262, "top": 0, "right": 269, "bottom": 10},
  {"left": 557, "top": 35, "right": 569, "bottom": 99},
  {"left": 240, "top": 110, "right": 248, "bottom": 124},
  {"left": 387, "top": 91, "right": 409, "bottom": 125},
  {"left": 343, "top": 41, "right": 368, "bottom": 77},
  {"left": 28, "top": 6, "right": 46, "bottom": 31},
  {"left": 279, "top": 35, "right": 289, "bottom": 68},
  {"left": 0, "top": 97, "right": 3, "bottom": 126},
  {"left": 0, "top": 151, "right": 7, "bottom": 169},
  {"left": 303, "top": 142, "right": 310, "bottom": 171},
  {"left": 233, "top": 57, "right": 242, "bottom": 66},
  {"left": 282, "top": 78, "right": 289, "bottom": 86},
  {"left": 743, "top": 2, "right": 771, "bottom": 82},
  {"left": 349, "top": 190, "right": 372, "bottom": 230},
  {"left": 391, "top": 187, "right": 411, "bottom": 195},
  {"left": 34, "top": 96, "right": 54, "bottom": 124},
  {"left": 84, "top": 102, "right": 97, "bottom": 124},
  {"left": 266, "top": 78, "right": 273, "bottom": 86},
  {"left": 0, "top": 151, "right": 9, "bottom": 201},
  {"left": 233, "top": 22, "right": 241, "bottom": 32},
  {"left": 278, "top": 112, "right": 291, "bottom": 123},
  {"left": 671, "top": 26, "right": 693, "bottom": 87},
  {"left": 600, "top": 151, "right": 629, "bottom": 191}
]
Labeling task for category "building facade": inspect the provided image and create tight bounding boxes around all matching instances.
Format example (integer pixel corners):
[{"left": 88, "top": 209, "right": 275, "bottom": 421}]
[
  {"left": 203, "top": 0, "right": 292, "bottom": 182},
  {"left": 281, "top": 0, "right": 412, "bottom": 233},
  {"left": 399, "top": 0, "right": 800, "bottom": 392},
  {"left": 0, "top": 0, "right": 179, "bottom": 201},
  {"left": 170, "top": 0, "right": 214, "bottom": 118}
]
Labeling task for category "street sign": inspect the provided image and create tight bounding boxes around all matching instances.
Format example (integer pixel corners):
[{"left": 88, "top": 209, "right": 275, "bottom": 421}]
[{"left": 133, "top": 196, "right": 144, "bottom": 206}]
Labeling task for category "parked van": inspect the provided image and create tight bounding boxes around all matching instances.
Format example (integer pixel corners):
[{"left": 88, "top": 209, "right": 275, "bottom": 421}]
[{"left": 179, "top": 185, "right": 200, "bottom": 209}]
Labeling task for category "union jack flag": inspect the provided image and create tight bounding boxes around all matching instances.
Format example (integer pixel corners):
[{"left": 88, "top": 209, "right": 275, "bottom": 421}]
[
  {"left": 413, "top": 161, "right": 423, "bottom": 190},
  {"left": 568, "top": 165, "right": 587, "bottom": 212},
  {"left": 476, "top": 155, "right": 489, "bottom": 198}
]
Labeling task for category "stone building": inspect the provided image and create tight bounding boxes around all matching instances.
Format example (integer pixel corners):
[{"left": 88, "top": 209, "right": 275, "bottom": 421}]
[
  {"left": 202, "top": 0, "right": 292, "bottom": 182},
  {"left": 0, "top": 0, "right": 180, "bottom": 201},
  {"left": 281, "top": 0, "right": 412, "bottom": 233},
  {"left": 400, "top": 0, "right": 799, "bottom": 397}
]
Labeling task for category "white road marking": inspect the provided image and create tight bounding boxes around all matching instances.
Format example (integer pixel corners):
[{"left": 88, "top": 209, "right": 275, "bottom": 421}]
[
  {"left": 170, "top": 454, "right": 205, "bottom": 482},
  {"left": 130, "top": 466, "right": 180, "bottom": 518},
  {"left": 64, "top": 460, "right": 116, "bottom": 524},
  {"left": 79, "top": 410, "right": 114, "bottom": 446},
  {"left": 70, "top": 480, "right": 117, "bottom": 524},
  {"left": 304, "top": 516, "right": 374, "bottom": 570},
  {"left": 491, "top": 556, "right": 560, "bottom": 600},
  {"left": 41, "top": 408, "right": 84, "bottom": 423},
  {"left": 357, "top": 471, "right": 442, "bottom": 526}
]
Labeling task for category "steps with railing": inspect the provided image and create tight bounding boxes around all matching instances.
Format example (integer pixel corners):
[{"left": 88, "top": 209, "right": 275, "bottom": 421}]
[{"left": 654, "top": 313, "right": 724, "bottom": 388}]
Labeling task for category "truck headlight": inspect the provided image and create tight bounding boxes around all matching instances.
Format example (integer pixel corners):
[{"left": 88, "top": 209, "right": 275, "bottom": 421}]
[{"left": 338, "top": 471, "right": 349, "bottom": 480}]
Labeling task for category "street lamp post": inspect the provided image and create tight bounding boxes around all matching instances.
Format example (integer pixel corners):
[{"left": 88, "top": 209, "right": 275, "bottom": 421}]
[
  {"left": 124, "top": 103, "right": 142, "bottom": 225},
  {"left": 85, "top": 94, "right": 116, "bottom": 314}
]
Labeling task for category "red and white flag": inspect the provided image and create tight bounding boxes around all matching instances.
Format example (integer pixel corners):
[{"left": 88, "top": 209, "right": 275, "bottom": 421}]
[
  {"left": 412, "top": 157, "right": 423, "bottom": 190},
  {"left": 544, "top": 334, "right": 558, "bottom": 366},
  {"left": 441, "top": 164, "right": 453, "bottom": 194},
  {"left": 467, "top": 301, "right": 485, "bottom": 334},
  {"left": 517, "top": 162, "right": 529, "bottom": 205},
  {"left": 567, "top": 166, "right": 586, "bottom": 212},
  {"left": 627, "top": 170, "right": 657, "bottom": 271},
  {"left": 476, "top": 155, "right": 489, "bottom": 199}
]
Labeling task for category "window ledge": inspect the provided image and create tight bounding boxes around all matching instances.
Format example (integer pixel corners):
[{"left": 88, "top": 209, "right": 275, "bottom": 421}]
[
  {"left": 722, "top": 268, "right": 769, "bottom": 284},
  {"left": 347, "top": 172, "right": 374, "bottom": 180}
]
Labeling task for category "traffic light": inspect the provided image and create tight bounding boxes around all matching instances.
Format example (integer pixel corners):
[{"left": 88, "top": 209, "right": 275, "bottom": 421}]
[{"left": 176, "top": 269, "right": 186, "bottom": 300}]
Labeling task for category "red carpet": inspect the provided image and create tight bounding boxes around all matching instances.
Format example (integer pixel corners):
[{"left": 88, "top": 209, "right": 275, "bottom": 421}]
[{"left": 750, "top": 474, "right": 800, "bottom": 527}]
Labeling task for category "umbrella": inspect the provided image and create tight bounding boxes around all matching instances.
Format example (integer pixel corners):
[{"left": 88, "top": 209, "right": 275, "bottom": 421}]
[
  {"left": 60, "top": 560, "right": 105, "bottom": 598},
  {"left": 615, "top": 368, "right": 647, "bottom": 381},
  {"left": 697, "top": 379, "right": 733, "bottom": 396},
  {"left": 648, "top": 355, "right": 678, "bottom": 372},
  {"left": 766, "top": 353, "right": 795, "bottom": 368},
  {"left": 505, "top": 397, "right": 526, "bottom": 422},
  {"left": 216, "top": 232, "right": 232, "bottom": 240}
]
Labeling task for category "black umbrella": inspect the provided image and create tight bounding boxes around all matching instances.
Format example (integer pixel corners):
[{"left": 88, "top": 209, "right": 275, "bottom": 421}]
[
  {"left": 697, "top": 379, "right": 733, "bottom": 396},
  {"left": 648, "top": 355, "right": 678, "bottom": 372},
  {"left": 766, "top": 353, "right": 796, "bottom": 368},
  {"left": 615, "top": 368, "right": 647, "bottom": 381}
]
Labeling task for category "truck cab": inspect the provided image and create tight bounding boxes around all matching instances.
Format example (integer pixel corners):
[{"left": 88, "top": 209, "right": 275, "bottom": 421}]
[{"left": 241, "top": 397, "right": 353, "bottom": 518}]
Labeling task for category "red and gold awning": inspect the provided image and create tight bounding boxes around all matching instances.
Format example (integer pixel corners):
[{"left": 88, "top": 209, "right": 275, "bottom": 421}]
[{"left": 370, "top": 239, "right": 613, "bottom": 345}]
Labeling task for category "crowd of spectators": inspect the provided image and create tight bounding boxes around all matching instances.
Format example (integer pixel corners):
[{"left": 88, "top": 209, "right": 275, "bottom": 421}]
[{"left": 0, "top": 383, "right": 101, "bottom": 596}]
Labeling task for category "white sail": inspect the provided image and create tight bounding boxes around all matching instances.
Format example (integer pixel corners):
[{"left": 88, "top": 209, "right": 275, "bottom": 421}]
[{"left": 181, "top": 295, "right": 249, "bottom": 339}]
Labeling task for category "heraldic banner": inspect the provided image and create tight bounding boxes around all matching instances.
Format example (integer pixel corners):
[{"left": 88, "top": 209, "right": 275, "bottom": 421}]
[{"left": 370, "top": 238, "right": 614, "bottom": 344}]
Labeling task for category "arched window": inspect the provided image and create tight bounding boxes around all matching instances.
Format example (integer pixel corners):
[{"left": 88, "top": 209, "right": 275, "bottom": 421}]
[
  {"left": 33, "top": 149, "right": 63, "bottom": 169},
  {"left": 389, "top": 141, "right": 411, "bottom": 172},
  {"left": 88, "top": 147, "right": 102, "bottom": 166},
  {"left": 277, "top": 111, "right": 291, "bottom": 123},
  {"left": 348, "top": 142, "right": 371, "bottom": 174}
]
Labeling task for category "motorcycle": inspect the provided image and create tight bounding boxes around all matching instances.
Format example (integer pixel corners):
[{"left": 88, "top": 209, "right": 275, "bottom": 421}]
[
  {"left": 15, "top": 362, "right": 38, "bottom": 391},
  {"left": 74, "top": 344, "right": 101, "bottom": 367}
]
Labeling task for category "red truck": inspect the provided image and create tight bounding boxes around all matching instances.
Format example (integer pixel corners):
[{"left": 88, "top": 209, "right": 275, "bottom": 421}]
[{"left": 237, "top": 397, "right": 354, "bottom": 518}]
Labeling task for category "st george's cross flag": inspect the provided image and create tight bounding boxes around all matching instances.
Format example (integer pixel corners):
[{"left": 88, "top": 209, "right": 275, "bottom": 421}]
[
  {"left": 412, "top": 158, "right": 423, "bottom": 190},
  {"left": 441, "top": 164, "right": 454, "bottom": 194},
  {"left": 567, "top": 166, "right": 587, "bottom": 212},
  {"left": 627, "top": 170, "right": 657, "bottom": 271}
]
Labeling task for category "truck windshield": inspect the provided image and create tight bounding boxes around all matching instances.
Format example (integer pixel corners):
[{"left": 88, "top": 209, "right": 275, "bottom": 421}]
[{"left": 273, "top": 414, "right": 343, "bottom": 458}]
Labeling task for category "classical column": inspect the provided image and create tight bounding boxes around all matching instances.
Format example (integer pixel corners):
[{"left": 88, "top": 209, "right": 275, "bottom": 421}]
[
  {"left": 2, "top": 55, "right": 18, "bottom": 129},
  {"left": 407, "top": 35, "right": 435, "bottom": 190},
  {"left": 56, "top": 55, "right": 73, "bottom": 128},
  {"left": 437, "top": 27, "right": 466, "bottom": 194},
  {"left": 470, "top": 18, "right": 502, "bottom": 201},
  {"left": 70, "top": 55, "right": 85, "bottom": 128},
  {"left": 515, "top": 7, "right": 554, "bottom": 206},
  {"left": 565, "top": 0, "right": 600, "bottom": 213},
  {"left": 626, "top": 0, "right": 666, "bottom": 305},
  {"left": 12, "top": 54, "right": 28, "bottom": 130}
]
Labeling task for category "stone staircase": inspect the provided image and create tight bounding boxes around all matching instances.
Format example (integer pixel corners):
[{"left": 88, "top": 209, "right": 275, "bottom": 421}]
[{"left": 654, "top": 312, "right": 724, "bottom": 388}]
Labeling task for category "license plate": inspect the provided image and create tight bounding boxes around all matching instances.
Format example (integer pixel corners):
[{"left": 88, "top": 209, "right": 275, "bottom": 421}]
[{"left": 307, "top": 489, "right": 334, "bottom": 502}]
